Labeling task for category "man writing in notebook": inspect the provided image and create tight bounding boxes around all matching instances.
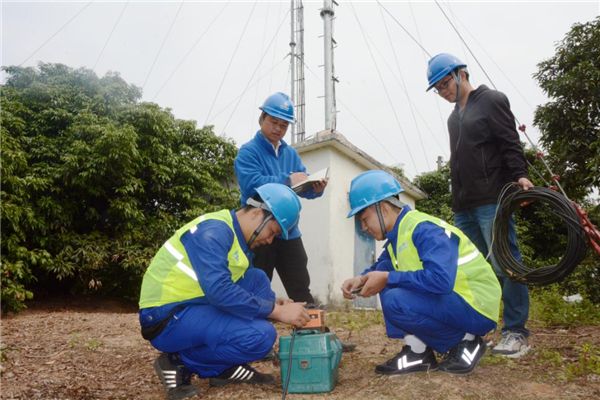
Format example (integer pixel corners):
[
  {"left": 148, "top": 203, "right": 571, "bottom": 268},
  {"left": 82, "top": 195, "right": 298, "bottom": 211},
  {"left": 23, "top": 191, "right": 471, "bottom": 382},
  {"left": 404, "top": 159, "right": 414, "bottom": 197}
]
[{"left": 234, "top": 92, "right": 327, "bottom": 305}]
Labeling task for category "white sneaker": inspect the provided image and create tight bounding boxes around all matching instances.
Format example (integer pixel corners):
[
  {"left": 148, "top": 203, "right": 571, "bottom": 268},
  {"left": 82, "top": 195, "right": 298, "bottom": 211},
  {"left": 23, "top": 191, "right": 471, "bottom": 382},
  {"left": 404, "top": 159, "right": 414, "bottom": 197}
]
[{"left": 492, "top": 332, "right": 530, "bottom": 358}]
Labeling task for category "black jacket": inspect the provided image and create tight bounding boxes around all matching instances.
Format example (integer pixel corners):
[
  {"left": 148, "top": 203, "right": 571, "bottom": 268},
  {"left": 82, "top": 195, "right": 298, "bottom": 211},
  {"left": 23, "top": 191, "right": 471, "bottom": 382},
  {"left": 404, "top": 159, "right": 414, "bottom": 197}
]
[{"left": 448, "top": 85, "right": 528, "bottom": 212}]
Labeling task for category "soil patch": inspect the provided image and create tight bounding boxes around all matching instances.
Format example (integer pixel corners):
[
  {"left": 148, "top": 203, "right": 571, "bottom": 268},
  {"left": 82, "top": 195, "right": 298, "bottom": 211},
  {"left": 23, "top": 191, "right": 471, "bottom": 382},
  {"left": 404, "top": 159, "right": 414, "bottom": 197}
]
[{"left": 1, "top": 299, "right": 599, "bottom": 399}]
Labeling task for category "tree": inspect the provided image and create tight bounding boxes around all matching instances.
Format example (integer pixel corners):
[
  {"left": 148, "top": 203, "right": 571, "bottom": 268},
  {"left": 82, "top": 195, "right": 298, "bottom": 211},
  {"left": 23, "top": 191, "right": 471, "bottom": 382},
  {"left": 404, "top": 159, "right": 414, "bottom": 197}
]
[
  {"left": 413, "top": 165, "right": 453, "bottom": 223},
  {"left": 533, "top": 17, "right": 600, "bottom": 200},
  {"left": 1, "top": 64, "right": 239, "bottom": 312}
]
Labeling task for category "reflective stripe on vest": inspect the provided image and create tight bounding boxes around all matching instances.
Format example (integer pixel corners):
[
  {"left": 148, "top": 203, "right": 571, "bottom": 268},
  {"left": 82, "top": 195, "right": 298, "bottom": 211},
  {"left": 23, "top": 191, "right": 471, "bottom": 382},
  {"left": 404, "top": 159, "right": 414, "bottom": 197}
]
[
  {"left": 164, "top": 242, "right": 198, "bottom": 281},
  {"left": 386, "top": 210, "right": 501, "bottom": 322},
  {"left": 139, "top": 209, "right": 249, "bottom": 308}
]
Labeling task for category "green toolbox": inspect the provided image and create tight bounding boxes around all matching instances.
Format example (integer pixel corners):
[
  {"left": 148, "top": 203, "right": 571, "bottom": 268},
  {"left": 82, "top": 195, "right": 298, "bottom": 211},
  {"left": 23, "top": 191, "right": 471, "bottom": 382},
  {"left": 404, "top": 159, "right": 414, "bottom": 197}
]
[{"left": 278, "top": 330, "right": 342, "bottom": 393}]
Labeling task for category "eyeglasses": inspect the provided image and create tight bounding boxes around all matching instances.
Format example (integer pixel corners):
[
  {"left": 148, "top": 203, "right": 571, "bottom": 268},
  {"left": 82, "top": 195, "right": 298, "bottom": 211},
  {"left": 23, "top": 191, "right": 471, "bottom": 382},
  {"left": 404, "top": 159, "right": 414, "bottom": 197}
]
[{"left": 434, "top": 76, "right": 454, "bottom": 94}]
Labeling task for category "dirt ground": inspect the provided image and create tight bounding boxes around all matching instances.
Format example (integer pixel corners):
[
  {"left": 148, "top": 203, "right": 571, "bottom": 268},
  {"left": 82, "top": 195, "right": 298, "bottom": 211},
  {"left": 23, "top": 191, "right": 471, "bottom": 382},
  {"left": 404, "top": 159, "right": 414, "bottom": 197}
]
[{"left": 1, "top": 298, "right": 599, "bottom": 400}]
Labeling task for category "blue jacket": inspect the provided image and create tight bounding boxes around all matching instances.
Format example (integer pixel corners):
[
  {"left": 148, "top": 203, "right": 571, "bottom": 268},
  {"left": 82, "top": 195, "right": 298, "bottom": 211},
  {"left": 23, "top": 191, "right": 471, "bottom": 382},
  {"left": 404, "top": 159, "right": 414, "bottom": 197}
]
[
  {"left": 139, "top": 211, "right": 274, "bottom": 328},
  {"left": 362, "top": 206, "right": 460, "bottom": 295},
  {"left": 235, "top": 131, "right": 322, "bottom": 239}
]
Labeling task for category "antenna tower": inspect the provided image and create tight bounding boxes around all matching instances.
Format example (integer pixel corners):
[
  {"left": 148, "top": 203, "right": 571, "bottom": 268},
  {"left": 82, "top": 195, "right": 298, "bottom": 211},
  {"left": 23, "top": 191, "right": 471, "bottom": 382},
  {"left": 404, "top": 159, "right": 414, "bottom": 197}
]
[
  {"left": 290, "top": 0, "right": 306, "bottom": 143},
  {"left": 321, "top": 0, "right": 337, "bottom": 132}
]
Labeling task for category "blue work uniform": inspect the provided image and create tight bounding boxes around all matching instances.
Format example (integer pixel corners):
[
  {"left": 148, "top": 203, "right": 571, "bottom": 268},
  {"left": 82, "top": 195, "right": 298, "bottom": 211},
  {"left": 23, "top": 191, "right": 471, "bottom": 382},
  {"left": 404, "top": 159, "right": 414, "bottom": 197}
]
[
  {"left": 363, "top": 206, "right": 498, "bottom": 353},
  {"left": 139, "top": 210, "right": 276, "bottom": 377}
]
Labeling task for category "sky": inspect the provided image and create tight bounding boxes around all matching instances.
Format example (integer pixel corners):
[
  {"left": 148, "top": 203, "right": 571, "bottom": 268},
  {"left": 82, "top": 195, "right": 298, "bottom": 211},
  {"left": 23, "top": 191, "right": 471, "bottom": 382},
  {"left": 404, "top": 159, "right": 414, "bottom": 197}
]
[{"left": 2, "top": 0, "right": 599, "bottom": 179}]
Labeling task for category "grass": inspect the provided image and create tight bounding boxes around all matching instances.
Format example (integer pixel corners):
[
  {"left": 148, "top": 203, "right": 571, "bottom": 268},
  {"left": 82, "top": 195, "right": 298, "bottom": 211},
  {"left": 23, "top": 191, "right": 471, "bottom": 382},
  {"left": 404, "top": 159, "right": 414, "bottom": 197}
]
[
  {"left": 326, "top": 308, "right": 384, "bottom": 332},
  {"left": 529, "top": 285, "right": 600, "bottom": 327},
  {"left": 565, "top": 343, "right": 600, "bottom": 379}
]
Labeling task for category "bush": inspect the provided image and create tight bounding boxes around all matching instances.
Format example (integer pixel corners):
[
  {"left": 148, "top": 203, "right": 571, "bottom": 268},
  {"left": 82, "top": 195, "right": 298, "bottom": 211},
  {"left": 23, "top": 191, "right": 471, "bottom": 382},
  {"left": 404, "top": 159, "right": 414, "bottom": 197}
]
[
  {"left": 1, "top": 64, "right": 239, "bottom": 312},
  {"left": 530, "top": 284, "right": 600, "bottom": 327}
]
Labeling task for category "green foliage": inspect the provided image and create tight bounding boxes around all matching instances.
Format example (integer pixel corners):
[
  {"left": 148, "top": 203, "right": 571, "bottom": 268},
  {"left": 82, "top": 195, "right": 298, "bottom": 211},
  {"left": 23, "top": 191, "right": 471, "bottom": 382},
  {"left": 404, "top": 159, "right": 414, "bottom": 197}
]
[
  {"left": 1, "top": 63, "right": 239, "bottom": 312},
  {"left": 530, "top": 285, "right": 600, "bottom": 327},
  {"left": 566, "top": 343, "right": 600, "bottom": 378},
  {"left": 533, "top": 17, "right": 600, "bottom": 200},
  {"left": 534, "top": 349, "right": 563, "bottom": 368},
  {"left": 85, "top": 338, "right": 103, "bottom": 351},
  {"left": 413, "top": 165, "right": 453, "bottom": 222}
]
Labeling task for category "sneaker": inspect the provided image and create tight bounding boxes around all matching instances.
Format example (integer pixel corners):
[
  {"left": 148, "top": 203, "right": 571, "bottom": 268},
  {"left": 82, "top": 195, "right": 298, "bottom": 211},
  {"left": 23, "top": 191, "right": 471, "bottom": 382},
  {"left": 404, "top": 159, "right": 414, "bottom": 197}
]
[
  {"left": 438, "top": 336, "right": 486, "bottom": 375},
  {"left": 153, "top": 353, "right": 198, "bottom": 400},
  {"left": 492, "top": 331, "right": 530, "bottom": 358},
  {"left": 375, "top": 345, "right": 438, "bottom": 375},
  {"left": 209, "top": 364, "right": 275, "bottom": 387}
]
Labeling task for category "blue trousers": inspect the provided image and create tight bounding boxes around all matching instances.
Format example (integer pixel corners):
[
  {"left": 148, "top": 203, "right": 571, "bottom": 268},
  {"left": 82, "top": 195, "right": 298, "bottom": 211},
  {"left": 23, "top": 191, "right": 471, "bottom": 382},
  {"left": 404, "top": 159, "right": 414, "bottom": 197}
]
[
  {"left": 454, "top": 203, "right": 529, "bottom": 336},
  {"left": 380, "top": 287, "right": 496, "bottom": 353},
  {"left": 150, "top": 268, "right": 277, "bottom": 377}
]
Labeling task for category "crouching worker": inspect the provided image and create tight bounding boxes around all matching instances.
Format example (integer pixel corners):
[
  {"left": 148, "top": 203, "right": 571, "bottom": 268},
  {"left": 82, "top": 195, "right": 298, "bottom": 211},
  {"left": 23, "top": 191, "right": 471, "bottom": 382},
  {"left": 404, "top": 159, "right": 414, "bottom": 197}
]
[
  {"left": 341, "top": 170, "right": 501, "bottom": 375},
  {"left": 139, "top": 183, "right": 311, "bottom": 400}
]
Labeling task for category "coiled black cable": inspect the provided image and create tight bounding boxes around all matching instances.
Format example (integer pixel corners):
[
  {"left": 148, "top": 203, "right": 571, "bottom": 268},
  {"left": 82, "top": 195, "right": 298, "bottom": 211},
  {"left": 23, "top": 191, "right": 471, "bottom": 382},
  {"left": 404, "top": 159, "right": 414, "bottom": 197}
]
[{"left": 491, "top": 185, "right": 588, "bottom": 285}]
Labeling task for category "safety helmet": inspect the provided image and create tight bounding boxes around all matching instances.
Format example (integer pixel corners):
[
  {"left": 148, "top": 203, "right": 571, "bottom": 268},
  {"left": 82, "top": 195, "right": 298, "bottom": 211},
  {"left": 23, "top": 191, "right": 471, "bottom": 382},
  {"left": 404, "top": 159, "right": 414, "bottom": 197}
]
[
  {"left": 426, "top": 53, "right": 467, "bottom": 92},
  {"left": 347, "top": 170, "right": 404, "bottom": 217},
  {"left": 253, "top": 183, "right": 301, "bottom": 239},
  {"left": 259, "top": 92, "right": 296, "bottom": 123}
]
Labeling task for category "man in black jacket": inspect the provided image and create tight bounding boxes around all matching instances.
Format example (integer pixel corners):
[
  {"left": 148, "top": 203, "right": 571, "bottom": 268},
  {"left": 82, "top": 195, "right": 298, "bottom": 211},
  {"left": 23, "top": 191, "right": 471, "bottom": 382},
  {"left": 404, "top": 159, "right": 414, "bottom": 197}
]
[{"left": 426, "top": 53, "right": 534, "bottom": 358}]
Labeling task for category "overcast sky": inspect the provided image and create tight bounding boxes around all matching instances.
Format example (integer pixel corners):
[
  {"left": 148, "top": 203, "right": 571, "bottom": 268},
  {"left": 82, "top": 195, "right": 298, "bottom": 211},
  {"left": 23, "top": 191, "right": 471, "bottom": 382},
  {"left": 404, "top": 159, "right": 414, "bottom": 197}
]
[{"left": 2, "top": 1, "right": 598, "bottom": 178}]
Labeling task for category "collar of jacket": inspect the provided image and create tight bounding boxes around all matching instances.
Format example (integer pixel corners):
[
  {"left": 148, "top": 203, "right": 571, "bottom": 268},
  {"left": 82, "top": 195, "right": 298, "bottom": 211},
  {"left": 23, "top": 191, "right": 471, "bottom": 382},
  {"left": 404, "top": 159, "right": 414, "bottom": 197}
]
[
  {"left": 453, "top": 84, "right": 490, "bottom": 113},
  {"left": 384, "top": 205, "right": 412, "bottom": 244},
  {"left": 256, "top": 130, "right": 289, "bottom": 156}
]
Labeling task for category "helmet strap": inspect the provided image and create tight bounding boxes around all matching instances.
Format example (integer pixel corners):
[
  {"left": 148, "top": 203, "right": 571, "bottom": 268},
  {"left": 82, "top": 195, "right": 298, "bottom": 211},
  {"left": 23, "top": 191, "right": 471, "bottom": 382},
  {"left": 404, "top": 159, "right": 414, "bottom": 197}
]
[
  {"left": 247, "top": 212, "right": 274, "bottom": 248},
  {"left": 375, "top": 202, "right": 387, "bottom": 237},
  {"left": 245, "top": 198, "right": 275, "bottom": 247}
]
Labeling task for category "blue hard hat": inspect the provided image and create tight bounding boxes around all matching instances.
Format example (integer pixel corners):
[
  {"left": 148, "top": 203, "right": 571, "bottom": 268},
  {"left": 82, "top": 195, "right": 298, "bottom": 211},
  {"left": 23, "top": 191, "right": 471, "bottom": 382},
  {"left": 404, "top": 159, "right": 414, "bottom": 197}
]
[
  {"left": 347, "top": 170, "right": 404, "bottom": 217},
  {"left": 259, "top": 92, "right": 296, "bottom": 123},
  {"left": 426, "top": 53, "right": 466, "bottom": 92},
  {"left": 254, "top": 183, "right": 302, "bottom": 239}
]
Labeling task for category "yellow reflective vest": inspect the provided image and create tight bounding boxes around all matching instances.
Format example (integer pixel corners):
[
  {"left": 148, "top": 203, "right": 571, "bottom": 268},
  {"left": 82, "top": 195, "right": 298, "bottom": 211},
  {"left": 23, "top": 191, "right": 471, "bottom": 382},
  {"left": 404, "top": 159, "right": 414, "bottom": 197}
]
[
  {"left": 139, "top": 210, "right": 249, "bottom": 308},
  {"left": 386, "top": 210, "right": 501, "bottom": 322}
]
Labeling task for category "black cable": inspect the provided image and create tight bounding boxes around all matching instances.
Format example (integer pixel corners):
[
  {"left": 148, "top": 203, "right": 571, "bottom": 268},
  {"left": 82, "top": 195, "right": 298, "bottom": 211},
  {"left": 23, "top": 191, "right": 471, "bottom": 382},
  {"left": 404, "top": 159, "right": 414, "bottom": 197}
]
[
  {"left": 93, "top": 1, "right": 129, "bottom": 70},
  {"left": 492, "top": 185, "right": 588, "bottom": 285},
  {"left": 282, "top": 328, "right": 296, "bottom": 400},
  {"left": 19, "top": 1, "right": 93, "bottom": 66}
]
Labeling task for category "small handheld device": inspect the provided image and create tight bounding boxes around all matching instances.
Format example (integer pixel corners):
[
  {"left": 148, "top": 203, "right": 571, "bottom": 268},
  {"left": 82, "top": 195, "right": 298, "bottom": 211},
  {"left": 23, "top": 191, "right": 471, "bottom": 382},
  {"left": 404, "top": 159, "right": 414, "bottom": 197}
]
[
  {"left": 351, "top": 285, "right": 364, "bottom": 295},
  {"left": 301, "top": 309, "right": 326, "bottom": 330}
]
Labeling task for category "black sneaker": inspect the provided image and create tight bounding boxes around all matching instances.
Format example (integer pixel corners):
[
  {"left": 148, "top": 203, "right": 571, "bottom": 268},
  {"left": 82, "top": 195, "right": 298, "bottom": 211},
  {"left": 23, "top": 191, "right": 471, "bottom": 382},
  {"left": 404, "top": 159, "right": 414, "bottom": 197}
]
[
  {"left": 209, "top": 364, "right": 275, "bottom": 387},
  {"left": 153, "top": 353, "right": 198, "bottom": 400},
  {"left": 438, "top": 336, "right": 486, "bottom": 375},
  {"left": 375, "top": 345, "right": 438, "bottom": 375}
]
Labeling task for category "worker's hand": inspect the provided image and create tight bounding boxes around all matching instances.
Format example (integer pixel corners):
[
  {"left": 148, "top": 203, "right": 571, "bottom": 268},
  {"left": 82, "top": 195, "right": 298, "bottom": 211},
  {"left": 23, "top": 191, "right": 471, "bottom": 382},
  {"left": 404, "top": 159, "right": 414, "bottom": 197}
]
[
  {"left": 360, "top": 271, "right": 389, "bottom": 297},
  {"left": 517, "top": 177, "right": 535, "bottom": 207},
  {"left": 311, "top": 178, "right": 329, "bottom": 194},
  {"left": 517, "top": 177, "right": 534, "bottom": 191},
  {"left": 341, "top": 275, "right": 367, "bottom": 299},
  {"left": 275, "top": 297, "right": 293, "bottom": 305},
  {"left": 289, "top": 172, "right": 309, "bottom": 186},
  {"left": 269, "top": 302, "right": 310, "bottom": 328}
]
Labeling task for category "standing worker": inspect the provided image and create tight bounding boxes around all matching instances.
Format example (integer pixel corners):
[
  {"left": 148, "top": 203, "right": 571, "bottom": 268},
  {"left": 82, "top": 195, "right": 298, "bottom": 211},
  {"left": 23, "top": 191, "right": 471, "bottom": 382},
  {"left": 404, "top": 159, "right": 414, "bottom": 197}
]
[
  {"left": 235, "top": 92, "right": 327, "bottom": 305},
  {"left": 426, "top": 53, "right": 534, "bottom": 357},
  {"left": 341, "top": 170, "right": 501, "bottom": 375},
  {"left": 139, "top": 183, "right": 311, "bottom": 400}
]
